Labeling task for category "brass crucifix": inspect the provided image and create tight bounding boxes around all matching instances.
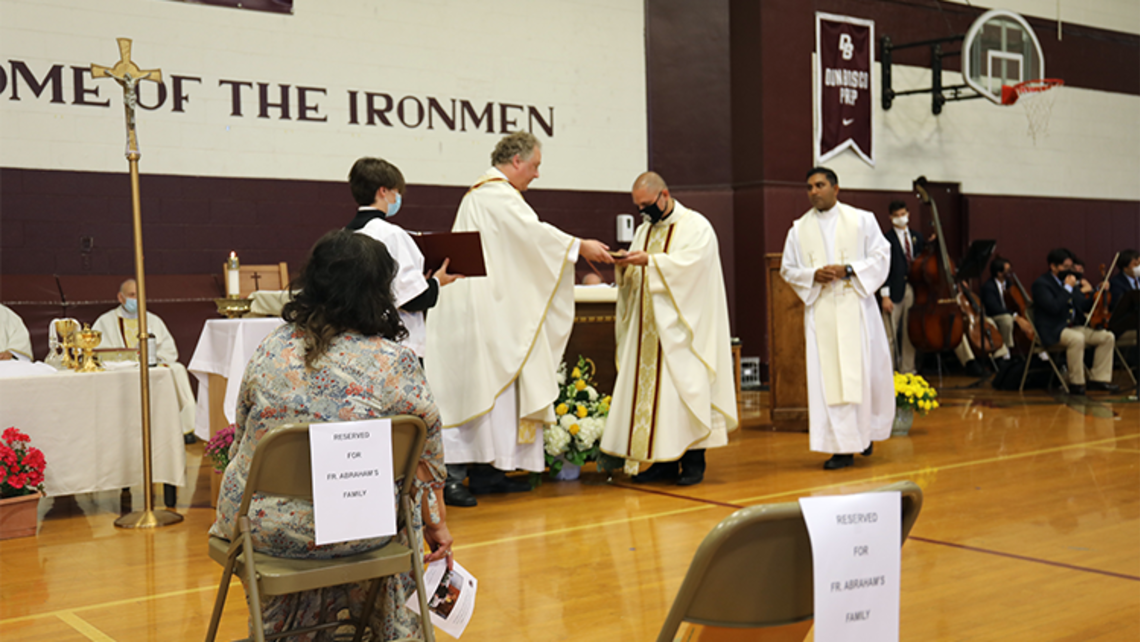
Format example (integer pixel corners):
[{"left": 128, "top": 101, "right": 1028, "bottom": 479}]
[
  {"left": 90, "top": 38, "right": 181, "bottom": 530},
  {"left": 92, "top": 38, "right": 162, "bottom": 158}
]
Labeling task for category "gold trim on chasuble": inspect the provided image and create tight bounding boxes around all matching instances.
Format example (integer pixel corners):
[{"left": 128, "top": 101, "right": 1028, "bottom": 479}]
[
  {"left": 625, "top": 223, "right": 677, "bottom": 474},
  {"left": 118, "top": 317, "right": 140, "bottom": 349}
]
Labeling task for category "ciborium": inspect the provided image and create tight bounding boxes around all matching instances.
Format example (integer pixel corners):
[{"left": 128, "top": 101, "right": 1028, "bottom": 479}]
[
  {"left": 214, "top": 296, "right": 252, "bottom": 319},
  {"left": 75, "top": 324, "right": 104, "bottom": 372}
]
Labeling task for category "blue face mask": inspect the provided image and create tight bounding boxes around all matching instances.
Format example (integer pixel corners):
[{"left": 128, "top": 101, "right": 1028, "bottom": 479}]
[
  {"left": 123, "top": 297, "right": 138, "bottom": 314},
  {"left": 386, "top": 192, "right": 402, "bottom": 218}
]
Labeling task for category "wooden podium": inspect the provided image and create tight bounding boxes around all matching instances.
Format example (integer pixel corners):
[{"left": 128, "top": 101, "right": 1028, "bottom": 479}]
[{"left": 765, "top": 253, "right": 808, "bottom": 431}]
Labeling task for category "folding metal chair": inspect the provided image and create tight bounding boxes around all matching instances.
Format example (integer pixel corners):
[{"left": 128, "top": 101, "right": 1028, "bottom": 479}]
[
  {"left": 204, "top": 417, "right": 435, "bottom": 642},
  {"left": 656, "top": 481, "right": 923, "bottom": 642}
]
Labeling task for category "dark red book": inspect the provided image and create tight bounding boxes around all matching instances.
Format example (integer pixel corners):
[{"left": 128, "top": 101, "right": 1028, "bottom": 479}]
[{"left": 408, "top": 231, "right": 486, "bottom": 278}]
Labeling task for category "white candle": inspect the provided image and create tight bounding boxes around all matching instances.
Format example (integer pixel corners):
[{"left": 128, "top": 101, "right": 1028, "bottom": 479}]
[{"left": 226, "top": 251, "right": 241, "bottom": 297}]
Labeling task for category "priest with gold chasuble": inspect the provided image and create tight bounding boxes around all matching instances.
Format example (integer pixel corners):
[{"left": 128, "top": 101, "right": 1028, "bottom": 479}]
[
  {"left": 425, "top": 132, "right": 614, "bottom": 507},
  {"left": 780, "top": 167, "right": 894, "bottom": 470},
  {"left": 600, "top": 172, "right": 738, "bottom": 486}
]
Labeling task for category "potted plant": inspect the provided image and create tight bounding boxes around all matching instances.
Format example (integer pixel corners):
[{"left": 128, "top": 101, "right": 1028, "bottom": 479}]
[
  {"left": 204, "top": 424, "right": 236, "bottom": 507},
  {"left": 893, "top": 373, "right": 939, "bottom": 436},
  {"left": 543, "top": 356, "right": 611, "bottom": 480},
  {"left": 0, "top": 427, "right": 46, "bottom": 540}
]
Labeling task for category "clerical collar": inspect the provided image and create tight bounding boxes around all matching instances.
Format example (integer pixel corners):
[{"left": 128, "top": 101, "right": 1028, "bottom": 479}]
[{"left": 346, "top": 207, "right": 385, "bottom": 231}]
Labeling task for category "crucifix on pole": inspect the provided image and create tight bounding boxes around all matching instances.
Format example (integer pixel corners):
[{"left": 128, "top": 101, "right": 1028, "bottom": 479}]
[{"left": 92, "top": 37, "right": 183, "bottom": 529}]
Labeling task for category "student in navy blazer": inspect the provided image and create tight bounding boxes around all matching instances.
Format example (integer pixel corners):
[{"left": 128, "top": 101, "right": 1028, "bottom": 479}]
[
  {"left": 879, "top": 200, "right": 924, "bottom": 374},
  {"left": 1030, "top": 248, "right": 1118, "bottom": 395}
]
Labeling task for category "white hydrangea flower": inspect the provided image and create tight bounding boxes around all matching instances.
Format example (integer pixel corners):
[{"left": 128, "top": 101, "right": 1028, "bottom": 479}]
[{"left": 544, "top": 424, "right": 570, "bottom": 456}]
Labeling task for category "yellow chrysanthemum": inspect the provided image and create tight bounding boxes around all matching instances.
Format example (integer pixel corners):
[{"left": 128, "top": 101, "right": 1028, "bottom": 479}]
[
  {"left": 555, "top": 403, "right": 568, "bottom": 416},
  {"left": 569, "top": 424, "right": 580, "bottom": 435},
  {"left": 576, "top": 404, "right": 588, "bottom": 418},
  {"left": 575, "top": 379, "right": 587, "bottom": 391}
]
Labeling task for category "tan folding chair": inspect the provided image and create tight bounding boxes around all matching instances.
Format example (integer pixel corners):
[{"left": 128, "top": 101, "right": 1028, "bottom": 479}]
[
  {"left": 1019, "top": 306, "right": 1075, "bottom": 394},
  {"left": 1113, "top": 331, "right": 1137, "bottom": 386},
  {"left": 656, "top": 481, "right": 923, "bottom": 642},
  {"left": 204, "top": 417, "right": 435, "bottom": 642}
]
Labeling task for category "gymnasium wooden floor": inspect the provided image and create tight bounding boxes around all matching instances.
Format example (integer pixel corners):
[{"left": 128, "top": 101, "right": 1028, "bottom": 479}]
[{"left": 1, "top": 377, "right": 1137, "bottom": 641}]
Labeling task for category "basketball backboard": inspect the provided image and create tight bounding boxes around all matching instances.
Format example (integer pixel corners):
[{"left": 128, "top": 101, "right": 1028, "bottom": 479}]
[{"left": 962, "top": 10, "right": 1044, "bottom": 105}]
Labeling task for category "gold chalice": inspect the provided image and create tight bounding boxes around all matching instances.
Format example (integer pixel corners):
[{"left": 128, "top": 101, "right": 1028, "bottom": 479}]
[
  {"left": 55, "top": 319, "right": 79, "bottom": 369},
  {"left": 75, "top": 324, "right": 104, "bottom": 372},
  {"left": 214, "top": 297, "right": 252, "bottom": 319}
]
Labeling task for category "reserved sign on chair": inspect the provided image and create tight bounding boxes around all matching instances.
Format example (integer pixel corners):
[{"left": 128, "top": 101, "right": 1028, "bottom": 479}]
[
  {"left": 310, "top": 419, "right": 397, "bottom": 545},
  {"left": 800, "top": 491, "right": 902, "bottom": 642}
]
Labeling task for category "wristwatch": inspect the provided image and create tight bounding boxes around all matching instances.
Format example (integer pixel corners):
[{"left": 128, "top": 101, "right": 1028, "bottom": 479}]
[{"left": 844, "top": 264, "right": 854, "bottom": 279}]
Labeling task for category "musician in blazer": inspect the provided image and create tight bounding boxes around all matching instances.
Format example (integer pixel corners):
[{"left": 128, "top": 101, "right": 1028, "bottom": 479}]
[
  {"left": 880, "top": 200, "right": 925, "bottom": 374},
  {"left": 1108, "top": 249, "right": 1139, "bottom": 313},
  {"left": 1031, "top": 248, "right": 1117, "bottom": 395},
  {"left": 981, "top": 256, "right": 1016, "bottom": 351}
]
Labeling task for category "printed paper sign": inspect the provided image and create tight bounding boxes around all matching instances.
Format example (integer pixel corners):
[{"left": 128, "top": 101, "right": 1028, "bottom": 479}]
[
  {"left": 309, "top": 419, "right": 396, "bottom": 546},
  {"left": 816, "top": 12, "right": 875, "bottom": 166},
  {"left": 800, "top": 491, "right": 901, "bottom": 642}
]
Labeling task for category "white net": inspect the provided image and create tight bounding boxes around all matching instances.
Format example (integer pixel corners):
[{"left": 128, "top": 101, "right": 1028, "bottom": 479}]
[{"left": 1014, "top": 79, "right": 1063, "bottom": 144}]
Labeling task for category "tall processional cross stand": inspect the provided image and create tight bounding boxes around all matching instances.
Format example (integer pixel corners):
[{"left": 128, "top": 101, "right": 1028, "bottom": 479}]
[{"left": 93, "top": 38, "right": 183, "bottom": 529}]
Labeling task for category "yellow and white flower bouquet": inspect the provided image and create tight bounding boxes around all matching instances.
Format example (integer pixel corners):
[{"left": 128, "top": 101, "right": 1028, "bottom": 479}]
[
  {"left": 545, "top": 356, "right": 611, "bottom": 477},
  {"left": 893, "top": 372, "right": 938, "bottom": 435}
]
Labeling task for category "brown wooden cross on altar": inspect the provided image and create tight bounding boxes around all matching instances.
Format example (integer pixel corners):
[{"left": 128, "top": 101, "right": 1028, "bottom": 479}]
[
  {"left": 91, "top": 38, "right": 162, "bottom": 157},
  {"left": 250, "top": 270, "right": 263, "bottom": 291}
]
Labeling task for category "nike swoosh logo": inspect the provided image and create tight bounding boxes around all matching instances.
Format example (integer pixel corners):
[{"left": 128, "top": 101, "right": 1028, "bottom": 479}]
[{"left": 842, "top": 118, "right": 855, "bottom": 126}]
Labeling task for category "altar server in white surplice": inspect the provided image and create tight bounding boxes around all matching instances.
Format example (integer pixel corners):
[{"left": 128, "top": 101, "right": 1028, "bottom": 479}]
[
  {"left": 780, "top": 167, "right": 894, "bottom": 470},
  {"left": 601, "top": 172, "right": 738, "bottom": 486},
  {"left": 424, "top": 132, "right": 614, "bottom": 507},
  {"left": 92, "top": 279, "right": 197, "bottom": 438},
  {"left": 0, "top": 303, "right": 33, "bottom": 361}
]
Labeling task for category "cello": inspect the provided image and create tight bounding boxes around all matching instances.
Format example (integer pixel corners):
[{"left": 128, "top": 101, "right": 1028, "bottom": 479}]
[
  {"left": 1004, "top": 272, "right": 1037, "bottom": 354},
  {"left": 1084, "top": 254, "right": 1119, "bottom": 331},
  {"left": 906, "top": 178, "right": 965, "bottom": 353}
]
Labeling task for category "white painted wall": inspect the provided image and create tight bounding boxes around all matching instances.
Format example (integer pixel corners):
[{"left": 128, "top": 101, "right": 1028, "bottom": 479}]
[
  {"left": 0, "top": 0, "right": 647, "bottom": 191},
  {"left": 986, "top": 0, "right": 1140, "bottom": 36},
  {"left": 820, "top": 63, "right": 1140, "bottom": 201}
]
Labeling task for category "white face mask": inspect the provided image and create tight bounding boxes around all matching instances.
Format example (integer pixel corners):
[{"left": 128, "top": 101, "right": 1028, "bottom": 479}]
[
  {"left": 1129, "top": 266, "right": 1140, "bottom": 279},
  {"left": 891, "top": 215, "right": 908, "bottom": 229}
]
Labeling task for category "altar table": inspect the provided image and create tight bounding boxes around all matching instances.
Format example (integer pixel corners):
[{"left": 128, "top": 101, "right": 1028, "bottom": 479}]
[{"left": 0, "top": 366, "right": 187, "bottom": 496}]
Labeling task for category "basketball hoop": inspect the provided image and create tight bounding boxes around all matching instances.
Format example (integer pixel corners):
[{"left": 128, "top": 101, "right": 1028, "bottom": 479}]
[{"left": 1001, "top": 78, "right": 1063, "bottom": 143}]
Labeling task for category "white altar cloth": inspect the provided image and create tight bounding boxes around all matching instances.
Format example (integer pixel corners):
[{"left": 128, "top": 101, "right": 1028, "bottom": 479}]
[
  {"left": 188, "top": 318, "right": 284, "bottom": 439},
  {"left": 0, "top": 366, "right": 187, "bottom": 496}
]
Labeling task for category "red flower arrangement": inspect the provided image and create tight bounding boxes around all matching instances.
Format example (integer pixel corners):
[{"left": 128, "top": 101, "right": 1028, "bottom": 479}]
[
  {"left": 1, "top": 427, "right": 46, "bottom": 498},
  {"left": 204, "top": 424, "right": 237, "bottom": 473}
]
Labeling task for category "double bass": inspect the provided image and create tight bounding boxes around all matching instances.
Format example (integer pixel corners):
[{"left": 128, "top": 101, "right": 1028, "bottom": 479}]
[{"left": 906, "top": 178, "right": 964, "bottom": 353}]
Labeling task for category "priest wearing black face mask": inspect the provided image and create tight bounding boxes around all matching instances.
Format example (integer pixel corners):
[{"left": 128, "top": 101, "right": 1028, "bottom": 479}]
[{"left": 602, "top": 172, "right": 738, "bottom": 486}]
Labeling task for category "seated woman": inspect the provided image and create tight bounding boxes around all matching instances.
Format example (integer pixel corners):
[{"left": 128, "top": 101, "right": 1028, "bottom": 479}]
[{"left": 210, "top": 229, "right": 451, "bottom": 641}]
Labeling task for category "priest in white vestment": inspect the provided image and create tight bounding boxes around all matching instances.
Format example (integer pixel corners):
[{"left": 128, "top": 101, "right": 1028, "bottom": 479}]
[
  {"left": 345, "top": 157, "right": 460, "bottom": 359},
  {"left": 780, "top": 167, "right": 894, "bottom": 470},
  {"left": 601, "top": 172, "right": 738, "bottom": 486},
  {"left": 424, "top": 132, "right": 613, "bottom": 507},
  {"left": 0, "top": 303, "right": 34, "bottom": 361},
  {"left": 92, "top": 279, "right": 197, "bottom": 439}
]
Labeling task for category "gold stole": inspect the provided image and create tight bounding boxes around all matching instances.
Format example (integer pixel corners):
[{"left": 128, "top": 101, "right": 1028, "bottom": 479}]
[
  {"left": 797, "top": 205, "right": 863, "bottom": 405},
  {"left": 117, "top": 316, "right": 140, "bottom": 349},
  {"left": 625, "top": 222, "right": 676, "bottom": 469}
]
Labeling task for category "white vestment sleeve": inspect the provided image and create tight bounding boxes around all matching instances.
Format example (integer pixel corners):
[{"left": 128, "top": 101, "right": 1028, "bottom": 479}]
[
  {"left": 780, "top": 224, "right": 823, "bottom": 306},
  {"left": 0, "top": 304, "right": 33, "bottom": 360},
  {"left": 847, "top": 210, "right": 891, "bottom": 299}
]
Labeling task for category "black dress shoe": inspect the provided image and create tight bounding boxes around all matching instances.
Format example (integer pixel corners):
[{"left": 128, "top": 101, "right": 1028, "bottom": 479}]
[
  {"left": 183, "top": 433, "right": 197, "bottom": 445},
  {"left": 469, "top": 476, "right": 532, "bottom": 495},
  {"left": 823, "top": 454, "right": 854, "bottom": 470},
  {"left": 676, "top": 450, "right": 706, "bottom": 486},
  {"left": 1067, "top": 384, "right": 1086, "bottom": 396},
  {"left": 631, "top": 461, "right": 679, "bottom": 483},
  {"left": 964, "top": 360, "right": 986, "bottom": 377},
  {"left": 1087, "top": 381, "right": 1120, "bottom": 393},
  {"left": 444, "top": 482, "right": 477, "bottom": 507},
  {"left": 861, "top": 443, "right": 873, "bottom": 457},
  {"left": 163, "top": 483, "right": 178, "bottom": 509}
]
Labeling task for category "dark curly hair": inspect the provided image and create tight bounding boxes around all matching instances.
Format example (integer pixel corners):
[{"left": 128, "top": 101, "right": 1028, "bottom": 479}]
[{"left": 283, "top": 230, "right": 407, "bottom": 368}]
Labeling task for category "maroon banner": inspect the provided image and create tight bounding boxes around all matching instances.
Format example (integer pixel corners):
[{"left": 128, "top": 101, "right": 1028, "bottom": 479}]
[
  {"left": 816, "top": 13, "right": 874, "bottom": 165},
  {"left": 166, "top": 0, "right": 292, "bottom": 15}
]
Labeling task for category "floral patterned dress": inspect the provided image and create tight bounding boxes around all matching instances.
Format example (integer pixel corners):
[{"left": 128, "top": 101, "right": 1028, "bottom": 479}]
[{"left": 210, "top": 324, "right": 445, "bottom": 641}]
